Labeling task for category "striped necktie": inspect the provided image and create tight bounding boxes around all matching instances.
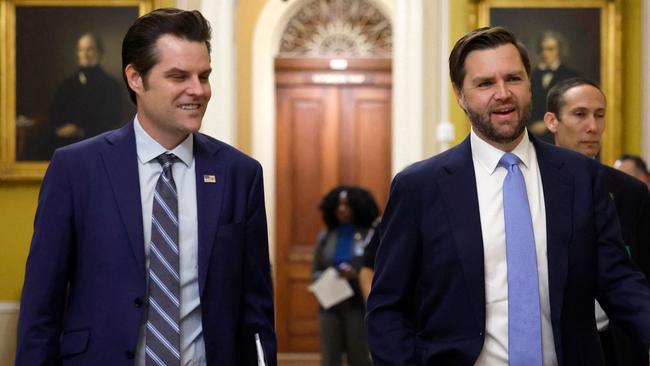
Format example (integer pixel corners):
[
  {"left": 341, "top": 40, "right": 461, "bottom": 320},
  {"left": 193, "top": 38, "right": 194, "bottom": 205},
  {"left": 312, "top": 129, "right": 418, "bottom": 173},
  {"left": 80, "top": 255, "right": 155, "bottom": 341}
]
[
  {"left": 500, "top": 152, "right": 543, "bottom": 366},
  {"left": 146, "top": 153, "right": 181, "bottom": 365}
]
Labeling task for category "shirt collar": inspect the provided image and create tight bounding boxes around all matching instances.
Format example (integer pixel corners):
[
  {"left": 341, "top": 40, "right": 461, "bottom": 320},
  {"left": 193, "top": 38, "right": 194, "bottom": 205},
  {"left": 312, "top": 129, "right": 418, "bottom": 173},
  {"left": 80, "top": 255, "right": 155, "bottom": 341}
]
[
  {"left": 470, "top": 127, "right": 533, "bottom": 175},
  {"left": 134, "top": 115, "right": 194, "bottom": 167}
]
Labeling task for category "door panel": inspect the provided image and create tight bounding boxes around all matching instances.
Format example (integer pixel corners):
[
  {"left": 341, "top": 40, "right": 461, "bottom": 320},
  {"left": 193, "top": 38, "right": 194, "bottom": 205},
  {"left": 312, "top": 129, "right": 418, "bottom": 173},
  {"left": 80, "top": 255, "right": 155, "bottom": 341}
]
[
  {"left": 275, "top": 59, "right": 391, "bottom": 352},
  {"left": 276, "top": 86, "right": 339, "bottom": 351},
  {"left": 340, "top": 87, "right": 392, "bottom": 206}
]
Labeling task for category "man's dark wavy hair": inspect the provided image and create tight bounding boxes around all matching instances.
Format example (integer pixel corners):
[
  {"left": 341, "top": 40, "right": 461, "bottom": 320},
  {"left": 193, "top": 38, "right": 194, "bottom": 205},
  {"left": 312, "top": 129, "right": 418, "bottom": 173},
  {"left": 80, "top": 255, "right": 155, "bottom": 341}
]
[{"left": 319, "top": 186, "right": 380, "bottom": 230}]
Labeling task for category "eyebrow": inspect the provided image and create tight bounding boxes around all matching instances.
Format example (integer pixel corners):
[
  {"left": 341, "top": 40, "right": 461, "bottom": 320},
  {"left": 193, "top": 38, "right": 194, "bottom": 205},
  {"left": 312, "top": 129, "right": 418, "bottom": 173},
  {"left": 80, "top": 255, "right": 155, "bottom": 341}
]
[
  {"left": 569, "top": 106, "right": 606, "bottom": 113},
  {"left": 163, "top": 67, "right": 212, "bottom": 76},
  {"left": 470, "top": 71, "right": 525, "bottom": 85}
]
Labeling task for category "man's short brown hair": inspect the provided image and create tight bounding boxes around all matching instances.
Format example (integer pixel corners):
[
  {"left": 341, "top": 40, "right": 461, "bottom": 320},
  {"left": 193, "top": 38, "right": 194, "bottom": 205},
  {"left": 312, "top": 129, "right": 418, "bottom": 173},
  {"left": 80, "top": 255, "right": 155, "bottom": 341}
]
[
  {"left": 449, "top": 26, "right": 531, "bottom": 91},
  {"left": 121, "top": 8, "right": 212, "bottom": 104}
]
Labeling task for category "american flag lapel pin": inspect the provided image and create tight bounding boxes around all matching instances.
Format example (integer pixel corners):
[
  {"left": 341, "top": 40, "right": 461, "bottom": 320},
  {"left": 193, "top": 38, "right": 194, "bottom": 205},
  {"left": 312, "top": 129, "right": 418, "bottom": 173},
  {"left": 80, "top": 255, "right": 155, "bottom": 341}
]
[{"left": 203, "top": 175, "right": 216, "bottom": 183}]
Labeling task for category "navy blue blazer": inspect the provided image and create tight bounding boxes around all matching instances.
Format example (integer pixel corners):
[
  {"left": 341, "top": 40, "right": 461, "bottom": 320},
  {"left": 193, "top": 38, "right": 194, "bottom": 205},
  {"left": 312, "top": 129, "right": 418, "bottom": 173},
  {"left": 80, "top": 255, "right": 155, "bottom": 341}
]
[
  {"left": 366, "top": 135, "right": 650, "bottom": 365},
  {"left": 16, "top": 122, "right": 277, "bottom": 365}
]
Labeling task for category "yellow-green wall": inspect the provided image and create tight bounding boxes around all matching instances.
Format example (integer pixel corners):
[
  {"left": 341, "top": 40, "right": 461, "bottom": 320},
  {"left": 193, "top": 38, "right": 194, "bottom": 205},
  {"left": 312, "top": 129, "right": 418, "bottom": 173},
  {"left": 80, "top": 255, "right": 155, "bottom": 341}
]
[
  {"left": 235, "top": 0, "right": 267, "bottom": 155},
  {"left": 0, "top": 185, "right": 39, "bottom": 300},
  {"left": 448, "top": 0, "right": 643, "bottom": 154},
  {"left": 622, "top": 0, "right": 642, "bottom": 154}
]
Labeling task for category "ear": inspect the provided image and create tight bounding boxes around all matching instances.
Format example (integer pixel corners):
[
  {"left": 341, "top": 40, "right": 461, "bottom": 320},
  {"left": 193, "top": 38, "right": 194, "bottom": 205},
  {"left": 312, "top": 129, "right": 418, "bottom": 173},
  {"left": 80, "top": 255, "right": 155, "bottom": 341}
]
[
  {"left": 124, "top": 64, "right": 144, "bottom": 95},
  {"left": 544, "top": 111, "right": 559, "bottom": 133}
]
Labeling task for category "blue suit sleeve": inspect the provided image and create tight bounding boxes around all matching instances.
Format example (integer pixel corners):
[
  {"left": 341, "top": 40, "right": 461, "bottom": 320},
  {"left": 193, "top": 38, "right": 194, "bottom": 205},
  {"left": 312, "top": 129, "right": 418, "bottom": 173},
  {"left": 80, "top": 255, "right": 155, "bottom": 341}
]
[
  {"left": 16, "top": 151, "right": 74, "bottom": 365},
  {"left": 239, "top": 163, "right": 277, "bottom": 366},
  {"left": 366, "top": 172, "right": 420, "bottom": 365}
]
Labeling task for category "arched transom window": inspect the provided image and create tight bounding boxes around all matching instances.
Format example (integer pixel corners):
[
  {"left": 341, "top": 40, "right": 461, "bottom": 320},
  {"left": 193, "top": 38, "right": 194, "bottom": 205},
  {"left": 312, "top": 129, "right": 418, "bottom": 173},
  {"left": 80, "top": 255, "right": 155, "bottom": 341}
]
[{"left": 278, "top": 0, "right": 392, "bottom": 58}]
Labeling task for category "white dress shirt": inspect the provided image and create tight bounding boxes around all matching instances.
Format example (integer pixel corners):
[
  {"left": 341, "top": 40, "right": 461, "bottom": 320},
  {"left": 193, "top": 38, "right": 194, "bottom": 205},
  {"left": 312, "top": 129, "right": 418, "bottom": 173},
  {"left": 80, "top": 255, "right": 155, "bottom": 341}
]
[
  {"left": 470, "top": 129, "right": 558, "bottom": 366},
  {"left": 133, "top": 117, "right": 206, "bottom": 366}
]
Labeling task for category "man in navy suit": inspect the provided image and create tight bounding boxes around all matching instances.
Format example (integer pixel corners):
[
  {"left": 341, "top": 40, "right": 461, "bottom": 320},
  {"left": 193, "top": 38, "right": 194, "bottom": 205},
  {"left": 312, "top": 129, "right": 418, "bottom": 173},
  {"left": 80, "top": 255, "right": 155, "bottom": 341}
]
[
  {"left": 16, "top": 8, "right": 276, "bottom": 365},
  {"left": 544, "top": 77, "right": 650, "bottom": 366},
  {"left": 365, "top": 27, "right": 650, "bottom": 365}
]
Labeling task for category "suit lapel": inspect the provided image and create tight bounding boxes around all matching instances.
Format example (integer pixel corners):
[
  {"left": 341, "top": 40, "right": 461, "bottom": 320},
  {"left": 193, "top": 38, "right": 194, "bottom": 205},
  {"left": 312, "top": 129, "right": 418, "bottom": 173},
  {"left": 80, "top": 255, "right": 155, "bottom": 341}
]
[
  {"left": 194, "top": 133, "right": 226, "bottom": 296},
  {"left": 534, "top": 138, "right": 573, "bottom": 346},
  {"left": 437, "top": 138, "right": 486, "bottom": 328},
  {"left": 101, "top": 123, "right": 145, "bottom": 274}
]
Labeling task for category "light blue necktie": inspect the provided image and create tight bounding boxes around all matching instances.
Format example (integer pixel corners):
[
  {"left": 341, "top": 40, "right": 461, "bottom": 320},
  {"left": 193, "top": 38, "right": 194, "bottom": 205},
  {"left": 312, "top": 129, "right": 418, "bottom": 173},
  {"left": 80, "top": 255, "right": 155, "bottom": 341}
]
[{"left": 500, "top": 152, "right": 543, "bottom": 366}]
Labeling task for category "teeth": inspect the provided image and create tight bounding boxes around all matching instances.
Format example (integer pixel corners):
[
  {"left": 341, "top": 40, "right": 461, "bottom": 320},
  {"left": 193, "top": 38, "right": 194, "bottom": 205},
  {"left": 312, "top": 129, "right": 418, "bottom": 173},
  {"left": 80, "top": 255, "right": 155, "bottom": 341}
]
[{"left": 179, "top": 104, "right": 199, "bottom": 110}]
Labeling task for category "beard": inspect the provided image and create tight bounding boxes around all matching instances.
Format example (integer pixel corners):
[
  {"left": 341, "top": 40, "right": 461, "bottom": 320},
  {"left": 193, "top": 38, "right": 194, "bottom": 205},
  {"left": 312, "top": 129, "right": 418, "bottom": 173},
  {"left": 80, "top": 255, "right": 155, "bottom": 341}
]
[{"left": 465, "top": 101, "right": 531, "bottom": 145}]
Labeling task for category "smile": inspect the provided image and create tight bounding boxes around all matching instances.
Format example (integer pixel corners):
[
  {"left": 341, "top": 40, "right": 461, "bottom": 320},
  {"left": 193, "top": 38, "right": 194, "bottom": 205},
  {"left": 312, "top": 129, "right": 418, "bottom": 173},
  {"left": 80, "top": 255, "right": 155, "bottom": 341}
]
[
  {"left": 492, "top": 107, "right": 515, "bottom": 115},
  {"left": 178, "top": 104, "right": 200, "bottom": 110}
]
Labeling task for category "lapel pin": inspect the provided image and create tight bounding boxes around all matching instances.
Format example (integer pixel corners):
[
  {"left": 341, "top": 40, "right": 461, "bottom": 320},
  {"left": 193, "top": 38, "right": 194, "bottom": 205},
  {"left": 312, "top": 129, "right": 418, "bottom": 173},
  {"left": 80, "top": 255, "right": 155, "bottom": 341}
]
[{"left": 203, "top": 175, "right": 216, "bottom": 183}]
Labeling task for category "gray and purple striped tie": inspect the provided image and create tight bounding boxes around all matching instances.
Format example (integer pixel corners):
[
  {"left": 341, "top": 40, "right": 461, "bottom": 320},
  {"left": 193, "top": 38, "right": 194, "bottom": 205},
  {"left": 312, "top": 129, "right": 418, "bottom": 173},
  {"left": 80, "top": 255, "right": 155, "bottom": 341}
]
[{"left": 146, "top": 153, "right": 181, "bottom": 366}]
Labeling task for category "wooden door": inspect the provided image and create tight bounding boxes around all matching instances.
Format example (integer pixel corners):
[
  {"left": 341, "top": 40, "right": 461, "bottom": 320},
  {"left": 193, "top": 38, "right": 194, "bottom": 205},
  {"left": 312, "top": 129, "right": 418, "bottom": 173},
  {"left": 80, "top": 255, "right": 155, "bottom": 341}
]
[{"left": 275, "top": 58, "right": 391, "bottom": 352}]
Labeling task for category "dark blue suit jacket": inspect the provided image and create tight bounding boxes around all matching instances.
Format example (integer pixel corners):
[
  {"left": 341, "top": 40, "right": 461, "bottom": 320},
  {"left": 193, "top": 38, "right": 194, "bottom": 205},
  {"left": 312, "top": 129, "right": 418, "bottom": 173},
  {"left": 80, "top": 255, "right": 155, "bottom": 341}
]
[
  {"left": 366, "top": 135, "right": 650, "bottom": 365},
  {"left": 16, "top": 122, "right": 277, "bottom": 365}
]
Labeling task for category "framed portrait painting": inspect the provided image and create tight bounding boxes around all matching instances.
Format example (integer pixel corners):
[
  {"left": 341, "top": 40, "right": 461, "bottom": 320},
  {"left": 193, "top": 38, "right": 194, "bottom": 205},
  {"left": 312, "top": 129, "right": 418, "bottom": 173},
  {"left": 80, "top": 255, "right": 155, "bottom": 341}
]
[
  {"left": 476, "top": 0, "right": 621, "bottom": 164},
  {"left": 0, "top": 0, "right": 157, "bottom": 180}
]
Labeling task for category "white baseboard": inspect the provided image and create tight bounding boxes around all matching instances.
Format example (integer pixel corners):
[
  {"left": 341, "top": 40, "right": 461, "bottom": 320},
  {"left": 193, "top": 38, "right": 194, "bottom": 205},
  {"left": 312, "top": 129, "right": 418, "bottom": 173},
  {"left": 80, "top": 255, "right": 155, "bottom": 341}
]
[
  {"left": 0, "top": 301, "right": 19, "bottom": 366},
  {"left": 0, "top": 302, "right": 19, "bottom": 313}
]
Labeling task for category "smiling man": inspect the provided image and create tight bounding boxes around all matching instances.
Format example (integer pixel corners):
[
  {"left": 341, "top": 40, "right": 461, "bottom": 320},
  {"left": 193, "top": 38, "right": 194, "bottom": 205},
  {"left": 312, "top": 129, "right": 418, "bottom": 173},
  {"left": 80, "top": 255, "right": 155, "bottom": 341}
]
[
  {"left": 365, "top": 27, "right": 650, "bottom": 366},
  {"left": 16, "top": 8, "right": 276, "bottom": 366},
  {"left": 545, "top": 77, "right": 650, "bottom": 366}
]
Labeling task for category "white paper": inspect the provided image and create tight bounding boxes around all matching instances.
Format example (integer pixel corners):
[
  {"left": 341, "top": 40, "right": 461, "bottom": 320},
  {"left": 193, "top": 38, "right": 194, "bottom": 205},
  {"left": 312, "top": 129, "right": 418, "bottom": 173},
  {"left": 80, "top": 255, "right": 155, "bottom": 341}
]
[
  {"left": 308, "top": 267, "right": 354, "bottom": 309},
  {"left": 255, "top": 332, "right": 266, "bottom": 366}
]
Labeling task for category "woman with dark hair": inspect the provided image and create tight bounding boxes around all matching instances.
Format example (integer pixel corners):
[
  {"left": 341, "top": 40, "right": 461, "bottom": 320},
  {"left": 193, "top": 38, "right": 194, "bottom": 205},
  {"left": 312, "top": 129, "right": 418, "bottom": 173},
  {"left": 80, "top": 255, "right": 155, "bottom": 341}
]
[{"left": 312, "top": 185, "right": 379, "bottom": 366}]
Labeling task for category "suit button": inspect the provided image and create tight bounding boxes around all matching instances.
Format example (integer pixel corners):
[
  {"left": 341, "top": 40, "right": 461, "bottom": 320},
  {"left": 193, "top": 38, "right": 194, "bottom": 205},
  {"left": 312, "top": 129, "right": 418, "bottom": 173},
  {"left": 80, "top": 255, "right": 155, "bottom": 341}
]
[
  {"left": 134, "top": 298, "right": 144, "bottom": 307},
  {"left": 125, "top": 350, "right": 135, "bottom": 359}
]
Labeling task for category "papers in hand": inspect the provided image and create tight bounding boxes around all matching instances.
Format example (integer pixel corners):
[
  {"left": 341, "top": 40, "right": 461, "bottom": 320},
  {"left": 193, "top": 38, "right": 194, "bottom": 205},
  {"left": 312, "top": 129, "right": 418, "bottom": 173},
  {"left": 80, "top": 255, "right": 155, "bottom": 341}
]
[{"left": 308, "top": 267, "right": 354, "bottom": 309}]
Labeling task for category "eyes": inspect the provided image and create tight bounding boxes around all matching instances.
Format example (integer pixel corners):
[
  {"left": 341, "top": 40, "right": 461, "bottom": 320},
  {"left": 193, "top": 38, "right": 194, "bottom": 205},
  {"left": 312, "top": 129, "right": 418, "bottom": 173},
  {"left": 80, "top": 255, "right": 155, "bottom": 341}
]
[
  {"left": 165, "top": 71, "right": 212, "bottom": 83},
  {"left": 475, "top": 74, "right": 524, "bottom": 89},
  {"left": 571, "top": 109, "right": 605, "bottom": 120}
]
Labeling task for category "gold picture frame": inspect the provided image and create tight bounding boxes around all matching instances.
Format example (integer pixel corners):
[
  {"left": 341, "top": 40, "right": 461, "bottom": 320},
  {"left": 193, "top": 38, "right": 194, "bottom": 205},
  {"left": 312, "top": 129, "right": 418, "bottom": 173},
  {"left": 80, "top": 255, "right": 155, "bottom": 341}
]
[
  {"left": 474, "top": 0, "right": 621, "bottom": 164},
  {"left": 0, "top": 0, "right": 157, "bottom": 180}
]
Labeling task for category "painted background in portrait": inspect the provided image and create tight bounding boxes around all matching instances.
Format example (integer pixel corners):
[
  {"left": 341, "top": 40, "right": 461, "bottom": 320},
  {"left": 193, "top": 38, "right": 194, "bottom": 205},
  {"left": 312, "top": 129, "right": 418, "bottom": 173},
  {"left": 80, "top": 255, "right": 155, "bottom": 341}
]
[{"left": 15, "top": 6, "right": 138, "bottom": 161}]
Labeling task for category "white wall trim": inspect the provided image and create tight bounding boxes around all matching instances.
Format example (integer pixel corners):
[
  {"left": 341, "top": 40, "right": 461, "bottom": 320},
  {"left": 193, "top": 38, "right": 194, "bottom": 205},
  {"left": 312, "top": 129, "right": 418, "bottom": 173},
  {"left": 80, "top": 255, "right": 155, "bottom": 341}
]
[
  {"left": 0, "top": 302, "right": 19, "bottom": 313},
  {"left": 422, "top": 0, "right": 453, "bottom": 156},
  {"left": 252, "top": 0, "right": 394, "bottom": 262},
  {"left": 642, "top": 1, "right": 650, "bottom": 162},
  {"left": 435, "top": 0, "right": 453, "bottom": 152},
  {"left": 392, "top": 0, "right": 423, "bottom": 174},
  {"left": 181, "top": 0, "right": 236, "bottom": 145}
]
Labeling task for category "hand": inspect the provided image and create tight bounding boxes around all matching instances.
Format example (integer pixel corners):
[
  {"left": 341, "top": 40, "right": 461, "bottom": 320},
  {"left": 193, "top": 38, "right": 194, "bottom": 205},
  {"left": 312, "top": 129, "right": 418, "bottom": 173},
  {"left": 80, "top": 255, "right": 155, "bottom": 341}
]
[
  {"left": 55, "top": 123, "right": 84, "bottom": 138},
  {"left": 336, "top": 263, "right": 358, "bottom": 279}
]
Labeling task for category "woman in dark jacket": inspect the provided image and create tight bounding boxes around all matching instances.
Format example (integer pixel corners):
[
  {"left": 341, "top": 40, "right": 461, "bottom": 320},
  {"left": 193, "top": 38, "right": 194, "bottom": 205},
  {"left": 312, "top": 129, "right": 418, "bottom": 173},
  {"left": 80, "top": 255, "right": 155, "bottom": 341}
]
[{"left": 312, "top": 186, "right": 379, "bottom": 366}]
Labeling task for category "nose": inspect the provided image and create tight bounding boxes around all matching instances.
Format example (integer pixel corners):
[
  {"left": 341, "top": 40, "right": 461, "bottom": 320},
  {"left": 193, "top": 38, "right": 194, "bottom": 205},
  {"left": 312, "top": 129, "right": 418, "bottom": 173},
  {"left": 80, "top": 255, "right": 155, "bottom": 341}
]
[
  {"left": 584, "top": 114, "right": 599, "bottom": 133},
  {"left": 186, "top": 75, "right": 207, "bottom": 96},
  {"left": 494, "top": 81, "right": 510, "bottom": 100}
]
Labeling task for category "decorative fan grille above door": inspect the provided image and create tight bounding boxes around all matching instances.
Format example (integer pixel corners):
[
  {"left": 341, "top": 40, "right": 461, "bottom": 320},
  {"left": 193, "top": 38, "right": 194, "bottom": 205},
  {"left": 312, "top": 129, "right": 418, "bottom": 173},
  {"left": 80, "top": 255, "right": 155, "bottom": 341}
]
[{"left": 278, "top": 0, "right": 392, "bottom": 58}]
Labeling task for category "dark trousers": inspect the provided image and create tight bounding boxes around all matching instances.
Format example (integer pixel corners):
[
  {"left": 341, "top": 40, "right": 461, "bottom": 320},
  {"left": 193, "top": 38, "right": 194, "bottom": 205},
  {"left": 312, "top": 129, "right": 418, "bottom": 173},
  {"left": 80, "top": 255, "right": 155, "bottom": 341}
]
[{"left": 319, "top": 301, "right": 372, "bottom": 366}]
